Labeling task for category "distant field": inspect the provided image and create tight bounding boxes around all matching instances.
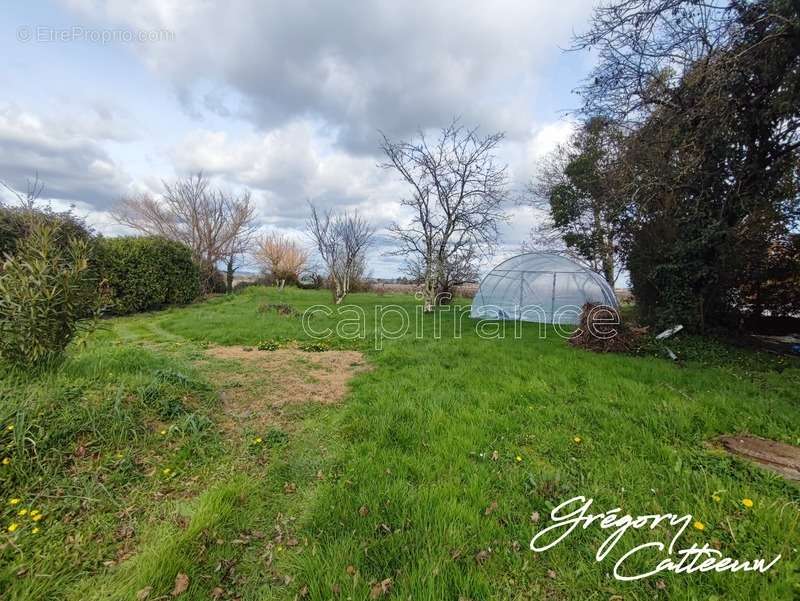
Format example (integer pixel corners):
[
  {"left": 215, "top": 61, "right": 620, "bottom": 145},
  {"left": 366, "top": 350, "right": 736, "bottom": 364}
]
[{"left": 1, "top": 287, "right": 798, "bottom": 600}]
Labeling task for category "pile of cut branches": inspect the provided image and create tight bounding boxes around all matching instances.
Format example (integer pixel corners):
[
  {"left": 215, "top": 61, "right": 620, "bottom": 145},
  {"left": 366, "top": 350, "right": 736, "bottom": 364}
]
[{"left": 569, "top": 303, "right": 645, "bottom": 353}]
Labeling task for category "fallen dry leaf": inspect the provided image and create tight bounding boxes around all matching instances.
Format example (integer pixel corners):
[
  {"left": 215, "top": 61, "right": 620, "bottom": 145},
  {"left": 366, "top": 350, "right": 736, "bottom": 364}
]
[
  {"left": 136, "top": 586, "right": 152, "bottom": 601},
  {"left": 530, "top": 511, "right": 540, "bottom": 523},
  {"left": 474, "top": 549, "right": 491, "bottom": 565},
  {"left": 484, "top": 501, "right": 498, "bottom": 516},
  {"left": 345, "top": 565, "right": 356, "bottom": 576},
  {"left": 450, "top": 548, "right": 463, "bottom": 561},
  {"left": 210, "top": 587, "right": 224, "bottom": 600},
  {"left": 171, "top": 573, "right": 189, "bottom": 597},
  {"left": 490, "top": 450, "right": 499, "bottom": 461},
  {"left": 358, "top": 505, "right": 370, "bottom": 517},
  {"left": 332, "top": 583, "right": 341, "bottom": 595},
  {"left": 283, "top": 482, "right": 297, "bottom": 494},
  {"left": 546, "top": 569, "right": 557, "bottom": 579},
  {"left": 298, "top": 584, "right": 309, "bottom": 597},
  {"left": 370, "top": 578, "right": 393, "bottom": 599},
  {"left": 656, "top": 579, "right": 667, "bottom": 590}
]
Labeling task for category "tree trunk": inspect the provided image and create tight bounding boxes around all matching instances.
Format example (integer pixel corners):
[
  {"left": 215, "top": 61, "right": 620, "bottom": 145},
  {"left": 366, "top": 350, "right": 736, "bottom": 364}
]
[
  {"left": 333, "top": 277, "right": 345, "bottom": 304},
  {"left": 200, "top": 261, "right": 217, "bottom": 294},
  {"left": 601, "top": 240, "right": 615, "bottom": 288},
  {"left": 422, "top": 256, "right": 446, "bottom": 312},
  {"left": 226, "top": 258, "right": 235, "bottom": 293}
]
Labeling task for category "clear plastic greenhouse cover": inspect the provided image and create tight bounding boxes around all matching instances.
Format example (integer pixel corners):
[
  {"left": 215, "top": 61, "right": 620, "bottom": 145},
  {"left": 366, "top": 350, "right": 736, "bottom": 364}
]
[{"left": 470, "top": 252, "right": 618, "bottom": 325}]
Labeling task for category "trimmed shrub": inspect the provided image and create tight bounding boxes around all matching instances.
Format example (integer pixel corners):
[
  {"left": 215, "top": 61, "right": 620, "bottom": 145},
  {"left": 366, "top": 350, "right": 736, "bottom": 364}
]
[
  {"left": 0, "top": 219, "right": 102, "bottom": 369},
  {"left": 95, "top": 236, "right": 200, "bottom": 315}
]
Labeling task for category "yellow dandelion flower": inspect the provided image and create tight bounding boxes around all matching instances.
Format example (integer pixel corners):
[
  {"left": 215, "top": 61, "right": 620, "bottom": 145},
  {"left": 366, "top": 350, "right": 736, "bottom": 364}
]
[
  {"left": 162, "top": 467, "right": 171, "bottom": 475},
  {"left": 6, "top": 425, "right": 13, "bottom": 431},
  {"left": 254, "top": 437, "right": 263, "bottom": 444},
  {"left": 1, "top": 457, "right": 10, "bottom": 465},
  {"left": 31, "top": 514, "right": 43, "bottom": 522},
  {"left": 693, "top": 521, "right": 705, "bottom": 531},
  {"left": 31, "top": 527, "right": 40, "bottom": 534},
  {"left": 712, "top": 494, "right": 721, "bottom": 502},
  {"left": 7, "top": 523, "right": 19, "bottom": 532},
  {"left": 742, "top": 498, "right": 754, "bottom": 508},
  {"left": 115, "top": 453, "right": 123, "bottom": 459},
  {"left": 17, "top": 509, "right": 27, "bottom": 516},
  {"left": 159, "top": 430, "right": 167, "bottom": 436},
  {"left": 30, "top": 509, "right": 40, "bottom": 516},
  {"left": 515, "top": 455, "right": 522, "bottom": 462},
  {"left": 573, "top": 436, "right": 582, "bottom": 443},
  {"left": 8, "top": 498, "right": 21, "bottom": 506}
]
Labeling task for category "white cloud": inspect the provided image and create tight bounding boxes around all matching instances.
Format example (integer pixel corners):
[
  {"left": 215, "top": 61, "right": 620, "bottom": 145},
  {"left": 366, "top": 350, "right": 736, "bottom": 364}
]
[
  {"left": 3, "top": 3, "right": 595, "bottom": 276},
  {"left": 62, "top": 0, "right": 593, "bottom": 150},
  {"left": 0, "top": 103, "right": 134, "bottom": 208},
  {"left": 170, "top": 119, "right": 408, "bottom": 227}
]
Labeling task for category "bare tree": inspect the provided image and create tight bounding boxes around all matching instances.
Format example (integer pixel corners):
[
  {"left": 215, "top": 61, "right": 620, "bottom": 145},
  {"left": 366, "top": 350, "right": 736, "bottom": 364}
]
[
  {"left": 1, "top": 175, "right": 44, "bottom": 211},
  {"left": 113, "top": 173, "right": 255, "bottom": 292},
  {"left": 221, "top": 197, "right": 257, "bottom": 293},
  {"left": 404, "top": 245, "right": 479, "bottom": 292},
  {"left": 255, "top": 232, "right": 309, "bottom": 285},
  {"left": 306, "top": 203, "right": 374, "bottom": 304},
  {"left": 380, "top": 120, "right": 509, "bottom": 310}
]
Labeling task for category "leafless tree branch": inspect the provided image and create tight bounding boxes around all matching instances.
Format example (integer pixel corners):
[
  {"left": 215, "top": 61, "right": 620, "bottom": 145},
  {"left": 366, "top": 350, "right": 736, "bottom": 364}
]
[
  {"left": 379, "top": 119, "right": 509, "bottom": 309},
  {"left": 306, "top": 202, "right": 374, "bottom": 303}
]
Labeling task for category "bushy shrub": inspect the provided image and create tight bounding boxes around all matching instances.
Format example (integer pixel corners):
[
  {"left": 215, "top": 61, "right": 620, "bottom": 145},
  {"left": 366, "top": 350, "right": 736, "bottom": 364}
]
[
  {"left": 0, "top": 219, "right": 103, "bottom": 369},
  {"left": 0, "top": 205, "right": 94, "bottom": 260},
  {"left": 95, "top": 236, "right": 200, "bottom": 314}
]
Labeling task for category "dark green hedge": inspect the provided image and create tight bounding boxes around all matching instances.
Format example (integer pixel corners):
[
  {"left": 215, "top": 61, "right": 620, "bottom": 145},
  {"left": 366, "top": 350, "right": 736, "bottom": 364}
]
[{"left": 95, "top": 236, "right": 200, "bottom": 315}]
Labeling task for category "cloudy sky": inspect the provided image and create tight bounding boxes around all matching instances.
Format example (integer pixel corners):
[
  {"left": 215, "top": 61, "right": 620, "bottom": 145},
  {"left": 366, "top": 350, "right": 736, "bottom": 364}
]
[{"left": 0, "top": 1, "right": 595, "bottom": 277}]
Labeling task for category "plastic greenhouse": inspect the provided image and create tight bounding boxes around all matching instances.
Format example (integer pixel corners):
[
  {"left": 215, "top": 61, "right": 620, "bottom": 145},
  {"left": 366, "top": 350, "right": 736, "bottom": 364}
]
[{"left": 470, "top": 252, "right": 618, "bottom": 324}]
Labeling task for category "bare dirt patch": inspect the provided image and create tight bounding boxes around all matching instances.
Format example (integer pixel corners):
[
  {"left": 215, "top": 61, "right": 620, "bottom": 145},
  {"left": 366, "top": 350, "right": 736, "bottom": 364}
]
[
  {"left": 717, "top": 435, "right": 800, "bottom": 481},
  {"left": 202, "top": 346, "right": 369, "bottom": 431}
]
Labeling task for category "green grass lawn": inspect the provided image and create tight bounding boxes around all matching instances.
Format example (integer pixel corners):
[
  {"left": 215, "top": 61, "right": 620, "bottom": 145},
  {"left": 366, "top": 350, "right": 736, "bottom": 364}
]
[{"left": 1, "top": 287, "right": 799, "bottom": 600}]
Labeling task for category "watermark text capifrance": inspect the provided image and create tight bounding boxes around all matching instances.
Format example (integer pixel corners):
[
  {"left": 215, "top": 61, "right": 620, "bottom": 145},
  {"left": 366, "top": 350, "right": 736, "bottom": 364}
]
[{"left": 301, "top": 302, "right": 619, "bottom": 351}]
